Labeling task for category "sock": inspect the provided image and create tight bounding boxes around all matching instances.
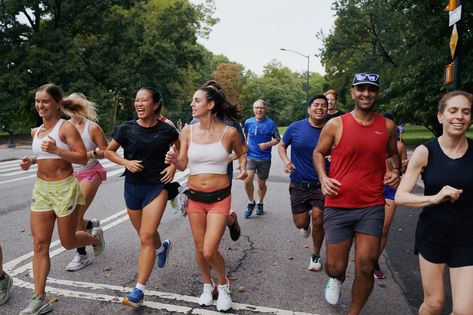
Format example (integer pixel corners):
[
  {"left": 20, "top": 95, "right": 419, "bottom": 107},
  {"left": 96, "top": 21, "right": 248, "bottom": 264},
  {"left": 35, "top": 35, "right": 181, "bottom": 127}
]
[
  {"left": 157, "top": 244, "right": 165, "bottom": 254},
  {"left": 248, "top": 200, "right": 254, "bottom": 204},
  {"left": 77, "top": 247, "right": 87, "bottom": 255},
  {"left": 0, "top": 271, "right": 5, "bottom": 280},
  {"left": 135, "top": 283, "right": 146, "bottom": 292},
  {"left": 86, "top": 220, "right": 93, "bottom": 230}
]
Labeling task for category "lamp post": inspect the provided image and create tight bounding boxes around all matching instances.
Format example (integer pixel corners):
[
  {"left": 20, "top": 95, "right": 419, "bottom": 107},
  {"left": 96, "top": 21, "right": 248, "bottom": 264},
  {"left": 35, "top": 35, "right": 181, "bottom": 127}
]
[{"left": 280, "top": 48, "right": 310, "bottom": 104}]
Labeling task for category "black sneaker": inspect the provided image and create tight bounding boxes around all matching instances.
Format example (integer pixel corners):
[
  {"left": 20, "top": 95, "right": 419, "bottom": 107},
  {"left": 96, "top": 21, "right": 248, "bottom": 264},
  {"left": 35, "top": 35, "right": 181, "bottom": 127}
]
[
  {"left": 256, "top": 203, "right": 264, "bottom": 215},
  {"left": 228, "top": 210, "right": 241, "bottom": 241}
]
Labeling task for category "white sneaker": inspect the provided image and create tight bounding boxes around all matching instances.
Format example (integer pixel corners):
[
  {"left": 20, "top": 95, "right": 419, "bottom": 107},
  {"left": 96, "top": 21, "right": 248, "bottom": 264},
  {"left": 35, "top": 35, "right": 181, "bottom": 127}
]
[
  {"left": 324, "top": 277, "right": 342, "bottom": 305},
  {"left": 86, "top": 218, "right": 100, "bottom": 234},
  {"left": 308, "top": 254, "right": 322, "bottom": 272},
  {"left": 66, "top": 253, "right": 90, "bottom": 271},
  {"left": 198, "top": 282, "right": 216, "bottom": 306},
  {"left": 216, "top": 284, "right": 232, "bottom": 312},
  {"left": 300, "top": 224, "right": 311, "bottom": 238},
  {"left": 92, "top": 227, "right": 105, "bottom": 256}
]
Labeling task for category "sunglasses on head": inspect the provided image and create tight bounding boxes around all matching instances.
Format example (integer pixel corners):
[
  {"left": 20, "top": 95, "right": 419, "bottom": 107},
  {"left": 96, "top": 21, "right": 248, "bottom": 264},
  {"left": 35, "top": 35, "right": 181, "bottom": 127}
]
[{"left": 355, "top": 73, "right": 379, "bottom": 81}]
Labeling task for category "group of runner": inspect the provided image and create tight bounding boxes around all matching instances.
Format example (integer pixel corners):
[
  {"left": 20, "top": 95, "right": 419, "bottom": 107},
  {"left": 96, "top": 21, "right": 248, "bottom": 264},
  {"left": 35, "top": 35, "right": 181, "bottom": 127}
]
[{"left": 0, "top": 73, "right": 472, "bottom": 315}]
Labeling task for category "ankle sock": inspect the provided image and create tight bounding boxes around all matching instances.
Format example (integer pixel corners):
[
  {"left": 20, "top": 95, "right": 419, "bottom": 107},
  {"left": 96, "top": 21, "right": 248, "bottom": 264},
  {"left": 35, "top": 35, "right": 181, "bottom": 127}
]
[
  {"left": 0, "top": 271, "right": 5, "bottom": 280},
  {"left": 77, "top": 247, "right": 87, "bottom": 255},
  {"left": 86, "top": 220, "right": 93, "bottom": 230},
  {"left": 135, "top": 283, "right": 146, "bottom": 292},
  {"left": 157, "top": 245, "right": 165, "bottom": 254}
]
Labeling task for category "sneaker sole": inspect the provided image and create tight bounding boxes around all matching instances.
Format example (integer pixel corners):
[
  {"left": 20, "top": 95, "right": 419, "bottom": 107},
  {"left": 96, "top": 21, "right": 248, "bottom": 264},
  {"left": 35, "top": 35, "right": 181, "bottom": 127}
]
[
  {"left": 122, "top": 298, "right": 143, "bottom": 308},
  {"left": 92, "top": 228, "right": 105, "bottom": 256},
  {"left": 0, "top": 275, "right": 13, "bottom": 305}
]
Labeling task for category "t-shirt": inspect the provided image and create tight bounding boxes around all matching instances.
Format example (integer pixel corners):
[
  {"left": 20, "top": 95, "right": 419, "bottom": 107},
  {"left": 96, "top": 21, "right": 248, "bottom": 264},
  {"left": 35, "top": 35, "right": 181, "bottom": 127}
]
[
  {"left": 112, "top": 120, "right": 179, "bottom": 185},
  {"left": 325, "top": 110, "right": 345, "bottom": 122},
  {"left": 282, "top": 119, "right": 325, "bottom": 183},
  {"left": 244, "top": 116, "right": 280, "bottom": 161}
]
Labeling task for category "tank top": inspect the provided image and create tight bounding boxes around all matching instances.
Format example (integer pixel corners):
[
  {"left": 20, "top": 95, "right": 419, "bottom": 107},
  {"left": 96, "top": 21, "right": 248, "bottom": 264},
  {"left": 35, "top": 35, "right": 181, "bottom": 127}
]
[
  {"left": 325, "top": 113, "right": 387, "bottom": 208},
  {"left": 422, "top": 138, "right": 473, "bottom": 213},
  {"left": 32, "top": 119, "right": 71, "bottom": 160},
  {"left": 73, "top": 120, "right": 98, "bottom": 171},
  {"left": 188, "top": 125, "right": 229, "bottom": 175}
]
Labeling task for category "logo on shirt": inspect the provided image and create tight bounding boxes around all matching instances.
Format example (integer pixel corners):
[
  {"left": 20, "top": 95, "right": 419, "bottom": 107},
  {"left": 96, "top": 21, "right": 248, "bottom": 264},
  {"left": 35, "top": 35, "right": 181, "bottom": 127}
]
[{"left": 374, "top": 131, "right": 384, "bottom": 135}]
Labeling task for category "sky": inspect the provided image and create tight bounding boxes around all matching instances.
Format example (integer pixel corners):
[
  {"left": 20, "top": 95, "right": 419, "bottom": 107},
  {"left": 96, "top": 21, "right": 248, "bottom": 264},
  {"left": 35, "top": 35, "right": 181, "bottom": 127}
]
[{"left": 191, "top": 0, "right": 336, "bottom": 76}]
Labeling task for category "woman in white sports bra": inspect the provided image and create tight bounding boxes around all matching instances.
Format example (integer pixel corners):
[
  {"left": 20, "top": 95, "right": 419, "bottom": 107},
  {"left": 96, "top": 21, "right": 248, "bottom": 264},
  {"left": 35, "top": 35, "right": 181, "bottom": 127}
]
[
  {"left": 166, "top": 82, "right": 246, "bottom": 312},
  {"left": 18, "top": 84, "right": 105, "bottom": 315},
  {"left": 63, "top": 92, "right": 108, "bottom": 272}
]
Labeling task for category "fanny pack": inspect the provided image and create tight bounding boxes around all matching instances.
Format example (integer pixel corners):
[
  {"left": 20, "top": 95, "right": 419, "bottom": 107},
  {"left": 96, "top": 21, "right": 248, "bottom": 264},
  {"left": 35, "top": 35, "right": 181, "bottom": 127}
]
[{"left": 184, "top": 186, "right": 231, "bottom": 203}]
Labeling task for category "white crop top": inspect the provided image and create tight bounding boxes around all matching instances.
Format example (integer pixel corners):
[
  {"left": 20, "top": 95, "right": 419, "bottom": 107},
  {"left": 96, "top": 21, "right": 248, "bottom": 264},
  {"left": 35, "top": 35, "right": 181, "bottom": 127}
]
[
  {"left": 188, "top": 125, "right": 230, "bottom": 175},
  {"left": 73, "top": 119, "right": 98, "bottom": 170},
  {"left": 32, "top": 119, "right": 71, "bottom": 160}
]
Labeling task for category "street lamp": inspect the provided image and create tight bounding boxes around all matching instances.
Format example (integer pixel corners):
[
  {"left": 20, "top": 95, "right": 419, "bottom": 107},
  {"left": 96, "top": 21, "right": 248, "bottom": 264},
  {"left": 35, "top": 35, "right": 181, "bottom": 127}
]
[{"left": 280, "top": 48, "right": 310, "bottom": 104}]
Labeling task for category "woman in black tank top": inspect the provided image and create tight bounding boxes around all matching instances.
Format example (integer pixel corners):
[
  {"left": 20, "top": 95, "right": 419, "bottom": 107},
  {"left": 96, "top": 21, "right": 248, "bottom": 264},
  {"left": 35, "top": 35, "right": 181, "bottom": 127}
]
[{"left": 395, "top": 90, "right": 473, "bottom": 315}]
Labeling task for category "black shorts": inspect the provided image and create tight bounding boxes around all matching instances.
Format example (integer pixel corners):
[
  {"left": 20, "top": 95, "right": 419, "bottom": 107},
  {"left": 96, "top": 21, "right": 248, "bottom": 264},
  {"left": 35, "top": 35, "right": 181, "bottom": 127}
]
[
  {"left": 289, "top": 182, "right": 324, "bottom": 214},
  {"left": 415, "top": 209, "right": 473, "bottom": 267}
]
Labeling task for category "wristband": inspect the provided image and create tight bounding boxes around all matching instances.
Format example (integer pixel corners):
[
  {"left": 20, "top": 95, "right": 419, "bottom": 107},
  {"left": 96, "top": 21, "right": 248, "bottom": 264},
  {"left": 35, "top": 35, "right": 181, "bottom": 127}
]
[{"left": 92, "top": 148, "right": 98, "bottom": 157}]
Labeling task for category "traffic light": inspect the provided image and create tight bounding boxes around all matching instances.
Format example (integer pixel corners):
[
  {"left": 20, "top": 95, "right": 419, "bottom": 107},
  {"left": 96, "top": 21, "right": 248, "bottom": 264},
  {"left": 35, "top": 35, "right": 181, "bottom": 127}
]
[{"left": 445, "top": 0, "right": 457, "bottom": 11}]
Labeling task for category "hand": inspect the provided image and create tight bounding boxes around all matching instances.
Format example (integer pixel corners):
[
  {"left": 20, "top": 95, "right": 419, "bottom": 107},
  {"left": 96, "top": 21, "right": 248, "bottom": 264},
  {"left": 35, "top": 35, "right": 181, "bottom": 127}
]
[
  {"left": 320, "top": 177, "right": 341, "bottom": 196},
  {"left": 160, "top": 165, "right": 176, "bottom": 184},
  {"left": 41, "top": 135, "right": 58, "bottom": 153},
  {"left": 432, "top": 185, "right": 463, "bottom": 204},
  {"left": 259, "top": 142, "right": 269, "bottom": 150},
  {"left": 402, "top": 159, "right": 409, "bottom": 168},
  {"left": 235, "top": 164, "right": 247, "bottom": 180},
  {"left": 165, "top": 144, "right": 178, "bottom": 165},
  {"left": 20, "top": 156, "right": 33, "bottom": 170},
  {"left": 384, "top": 169, "right": 401, "bottom": 189},
  {"left": 283, "top": 161, "right": 296, "bottom": 173},
  {"left": 124, "top": 159, "right": 143, "bottom": 173}
]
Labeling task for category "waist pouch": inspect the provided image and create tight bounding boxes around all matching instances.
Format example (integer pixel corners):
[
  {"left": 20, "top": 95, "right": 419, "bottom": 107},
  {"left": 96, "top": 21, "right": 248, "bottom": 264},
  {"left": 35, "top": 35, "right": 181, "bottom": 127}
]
[{"left": 184, "top": 186, "right": 231, "bottom": 203}]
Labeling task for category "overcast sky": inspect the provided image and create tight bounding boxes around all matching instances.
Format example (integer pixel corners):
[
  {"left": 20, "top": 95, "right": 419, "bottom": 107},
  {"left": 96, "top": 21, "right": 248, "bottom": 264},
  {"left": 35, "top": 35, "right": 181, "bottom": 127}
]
[{"left": 191, "top": 0, "right": 336, "bottom": 76}]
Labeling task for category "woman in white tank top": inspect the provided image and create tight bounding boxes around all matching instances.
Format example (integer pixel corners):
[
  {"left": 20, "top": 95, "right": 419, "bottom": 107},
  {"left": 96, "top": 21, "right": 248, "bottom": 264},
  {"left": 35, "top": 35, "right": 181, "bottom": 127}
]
[
  {"left": 18, "top": 84, "right": 105, "bottom": 314},
  {"left": 166, "top": 81, "right": 246, "bottom": 311},
  {"left": 63, "top": 92, "right": 108, "bottom": 272}
]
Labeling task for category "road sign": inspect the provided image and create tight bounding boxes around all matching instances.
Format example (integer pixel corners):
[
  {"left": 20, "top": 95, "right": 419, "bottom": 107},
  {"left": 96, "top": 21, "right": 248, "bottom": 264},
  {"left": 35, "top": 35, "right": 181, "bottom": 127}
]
[
  {"left": 450, "top": 24, "right": 459, "bottom": 59},
  {"left": 449, "top": 5, "right": 462, "bottom": 26}
]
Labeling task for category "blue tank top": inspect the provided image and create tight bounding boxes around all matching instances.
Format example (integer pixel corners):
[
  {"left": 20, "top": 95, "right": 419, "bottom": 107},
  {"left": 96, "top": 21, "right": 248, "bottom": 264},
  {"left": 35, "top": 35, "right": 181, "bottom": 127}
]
[{"left": 422, "top": 138, "right": 473, "bottom": 213}]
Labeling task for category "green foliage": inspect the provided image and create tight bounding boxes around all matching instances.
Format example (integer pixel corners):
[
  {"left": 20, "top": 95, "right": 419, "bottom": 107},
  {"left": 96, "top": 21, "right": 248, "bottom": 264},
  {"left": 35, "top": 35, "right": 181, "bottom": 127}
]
[{"left": 320, "top": 0, "right": 473, "bottom": 136}]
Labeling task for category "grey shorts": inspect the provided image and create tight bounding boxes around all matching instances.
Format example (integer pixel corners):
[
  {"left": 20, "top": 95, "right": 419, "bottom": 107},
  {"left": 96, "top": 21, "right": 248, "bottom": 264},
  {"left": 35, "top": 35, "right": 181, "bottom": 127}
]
[
  {"left": 246, "top": 158, "right": 271, "bottom": 180},
  {"left": 323, "top": 205, "right": 384, "bottom": 243}
]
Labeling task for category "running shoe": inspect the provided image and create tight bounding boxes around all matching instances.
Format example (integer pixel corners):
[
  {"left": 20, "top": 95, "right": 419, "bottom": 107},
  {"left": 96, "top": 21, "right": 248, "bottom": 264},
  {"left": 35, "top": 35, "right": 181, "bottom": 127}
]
[
  {"left": 216, "top": 284, "right": 232, "bottom": 311},
  {"left": 308, "top": 254, "right": 322, "bottom": 272},
  {"left": 255, "top": 203, "right": 264, "bottom": 215},
  {"left": 65, "top": 253, "right": 90, "bottom": 271},
  {"left": 244, "top": 201, "right": 256, "bottom": 218},
  {"left": 198, "top": 281, "right": 216, "bottom": 306},
  {"left": 373, "top": 261, "right": 385, "bottom": 279},
  {"left": 122, "top": 287, "right": 144, "bottom": 308},
  {"left": 91, "top": 227, "right": 105, "bottom": 256},
  {"left": 86, "top": 218, "right": 100, "bottom": 234},
  {"left": 19, "top": 295, "right": 52, "bottom": 315},
  {"left": 0, "top": 272, "right": 13, "bottom": 305},
  {"left": 300, "top": 224, "right": 311, "bottom": 239},
  {"left": 157, "top": 240, "right": 172, "bottom": 268},
  {"left": 324, "top": 277, "right": 342, "bottom": 305},
  {"left": 228, "top": 210, "right": 241, "bottom": 241}
]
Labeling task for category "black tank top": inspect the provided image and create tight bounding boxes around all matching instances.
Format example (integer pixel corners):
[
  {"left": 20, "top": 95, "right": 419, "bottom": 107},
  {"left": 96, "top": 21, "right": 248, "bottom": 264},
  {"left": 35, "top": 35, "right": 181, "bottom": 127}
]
[{"left": 421, "top": 138, "right": 473, "bottom": 212}]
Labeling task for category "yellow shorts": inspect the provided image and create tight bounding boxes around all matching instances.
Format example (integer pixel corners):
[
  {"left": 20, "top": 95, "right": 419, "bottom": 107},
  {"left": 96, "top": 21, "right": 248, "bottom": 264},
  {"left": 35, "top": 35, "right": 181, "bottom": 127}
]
[{"left": 31, "top": 175, "right": 85, "bottom": 217}]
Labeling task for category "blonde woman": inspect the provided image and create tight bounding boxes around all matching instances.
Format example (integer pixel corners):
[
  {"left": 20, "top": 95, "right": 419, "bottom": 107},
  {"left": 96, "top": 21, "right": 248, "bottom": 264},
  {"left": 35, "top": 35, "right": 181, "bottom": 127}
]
[{"left": 19, "top": 84, "right": 104, "bottom": 314}]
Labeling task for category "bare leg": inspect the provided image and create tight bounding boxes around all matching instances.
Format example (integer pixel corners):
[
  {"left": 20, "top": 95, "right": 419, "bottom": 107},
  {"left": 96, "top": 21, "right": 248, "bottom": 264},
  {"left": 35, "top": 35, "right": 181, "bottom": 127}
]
[
  {"left": 256, "top": 178, "right": 267, "bottom": 203},
  {"left": 418, "top": 254, "right": 446, "bottom": 315},
  {"left": 378, "top": 199, "right": 396, "bottom": 259},
  {"left": 311, "top": 207, "right": 324, "bottom": 255},
  {"left": 244, "top": 171, "right": 256, "bottom": 203},
  {"left": 56, "top": 207, "right": 99, "bottom": 249},
  {"left": 449, "top": 265, "right": 473, "bottom": 315}
]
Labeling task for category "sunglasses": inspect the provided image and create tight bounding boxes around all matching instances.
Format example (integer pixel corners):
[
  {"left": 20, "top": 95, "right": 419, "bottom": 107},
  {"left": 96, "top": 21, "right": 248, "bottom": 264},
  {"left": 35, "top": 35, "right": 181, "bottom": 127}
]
[{"left": 355, "top": 73, "right": 379, "bottom": 81}]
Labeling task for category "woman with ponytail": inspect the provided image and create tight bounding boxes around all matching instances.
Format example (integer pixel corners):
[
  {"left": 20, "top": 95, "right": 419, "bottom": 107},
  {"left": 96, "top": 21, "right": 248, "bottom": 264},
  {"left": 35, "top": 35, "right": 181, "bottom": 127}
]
[{"left": 19, "top": 84, "right": 105, "bottom": 315}]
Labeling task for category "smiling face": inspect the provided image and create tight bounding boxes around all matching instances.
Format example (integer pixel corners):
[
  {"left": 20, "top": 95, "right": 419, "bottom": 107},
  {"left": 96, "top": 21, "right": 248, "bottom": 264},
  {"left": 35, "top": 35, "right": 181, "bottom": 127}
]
[
  {"left": 351, "top": 84, "right": 379, "bottom": 112},
  {"left": 35, "top": 91, "right": 60, "bottom": 119},
  {"left": 253, "top": 101, "right": 266, "bottom": 120},
  {"left": 326, "top": 93, "right": 337, "bottom": 111},
  {"left": 190, "top": 89, "right": 212, "bottom": 118},
  {"left": 438, "top": 95, "right": 472, "bottom": 137},
  {"left": 308, "top": 97, "right": 328, "bottom": 123},
  {"left": 134, "top": 89, "right": 158, "bottom": 119}
]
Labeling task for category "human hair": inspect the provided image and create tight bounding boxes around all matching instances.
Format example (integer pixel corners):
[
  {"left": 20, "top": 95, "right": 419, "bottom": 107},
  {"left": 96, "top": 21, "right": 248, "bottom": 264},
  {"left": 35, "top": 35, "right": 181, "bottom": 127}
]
[
  {"left": 199, "top": 81, "right": 242, "bottom": 121},
  {"left": 64, "top": 92, "right": 98, "bottom": 122},
  {"left": 139, "top": 87, "right": 162, "bottom": 115},
  {"left": 36, "top": 84, "right": 97, "bottom": 121},
  {"left": 438, "top": 90, "right": 473, "bottom": 113},
  {"left": 308, "top": 95, "right": 328, "bottom": 107},
  {"left": 253, "top": 99, "right": 266, "bottom": 107},
  {"left": 324, "top": 89, "right": 338, "bottom": 99}
]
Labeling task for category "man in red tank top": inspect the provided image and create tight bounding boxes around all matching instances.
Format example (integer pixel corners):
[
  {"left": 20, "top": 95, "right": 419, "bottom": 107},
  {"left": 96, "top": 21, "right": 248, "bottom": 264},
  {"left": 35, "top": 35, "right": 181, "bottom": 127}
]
[{"left": 313, "top": 73, "right": 401, "bottom": 314}]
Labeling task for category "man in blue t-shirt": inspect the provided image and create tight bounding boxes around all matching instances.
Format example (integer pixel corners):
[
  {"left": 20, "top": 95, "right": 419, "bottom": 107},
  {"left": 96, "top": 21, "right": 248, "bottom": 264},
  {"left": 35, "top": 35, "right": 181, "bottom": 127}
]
[
  {"left": 243, "top": 99, "right": 280, "bottom": 218},
  {"left": 278, "top": 94, "right": 329, "bottom": 272}
]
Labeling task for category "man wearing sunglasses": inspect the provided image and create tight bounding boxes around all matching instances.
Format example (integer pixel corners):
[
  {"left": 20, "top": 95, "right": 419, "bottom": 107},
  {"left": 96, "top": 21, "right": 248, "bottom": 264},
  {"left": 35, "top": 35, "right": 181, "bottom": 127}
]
[{"left": 313, "top": 72, "right": 401, "bottom": 314}]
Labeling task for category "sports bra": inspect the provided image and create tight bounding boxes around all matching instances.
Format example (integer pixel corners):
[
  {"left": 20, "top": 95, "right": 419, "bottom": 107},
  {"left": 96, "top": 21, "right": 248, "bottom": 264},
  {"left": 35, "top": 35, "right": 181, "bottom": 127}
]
[
  {"left": 32, "top": 119, "right": 71, "bottom": 160},
  {"left": 188, "top": 125, "right": 229, "bottom": 175},
  {"left": 73, "top": 119, "right": 98, "bottom": 170}
]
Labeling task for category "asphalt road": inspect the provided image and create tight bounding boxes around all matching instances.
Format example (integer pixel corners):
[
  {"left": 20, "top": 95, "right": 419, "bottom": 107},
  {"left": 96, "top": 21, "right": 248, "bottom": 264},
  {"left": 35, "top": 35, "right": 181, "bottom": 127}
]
[{"left": 0, "top": 145, "right": 436, "bottom": 314}]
